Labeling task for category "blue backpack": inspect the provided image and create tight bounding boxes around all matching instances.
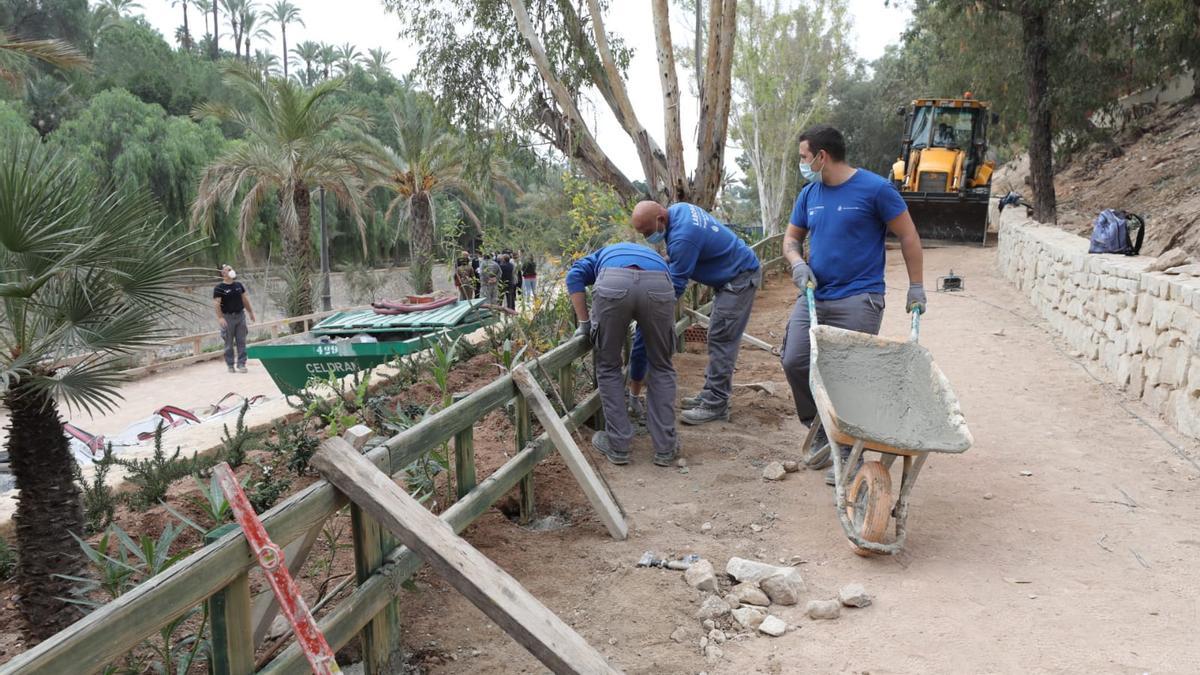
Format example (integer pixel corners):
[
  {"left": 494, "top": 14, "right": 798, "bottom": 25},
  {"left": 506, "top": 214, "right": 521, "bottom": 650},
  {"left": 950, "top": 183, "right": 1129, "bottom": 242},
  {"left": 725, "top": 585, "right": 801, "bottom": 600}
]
[{"left": 1088, "top": 209, "right": 1144, "bottom": 256}]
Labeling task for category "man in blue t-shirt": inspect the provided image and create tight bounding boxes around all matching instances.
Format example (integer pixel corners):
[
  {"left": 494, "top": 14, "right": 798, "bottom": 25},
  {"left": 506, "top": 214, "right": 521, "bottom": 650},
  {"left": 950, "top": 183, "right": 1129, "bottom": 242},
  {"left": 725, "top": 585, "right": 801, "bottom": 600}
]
[
  {"left": 779, "top": 125, "right": 927, "bottom": 485},
  {"left": 632, "top": 200, "right": 762, "bottom": 425},
  {"left": 567, "top": 243, "right": 679, "bottom": 466}
]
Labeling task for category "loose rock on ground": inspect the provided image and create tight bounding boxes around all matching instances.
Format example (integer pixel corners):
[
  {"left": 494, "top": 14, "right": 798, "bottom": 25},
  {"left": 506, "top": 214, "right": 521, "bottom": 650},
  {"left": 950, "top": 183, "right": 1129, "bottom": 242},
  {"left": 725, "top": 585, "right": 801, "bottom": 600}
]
[
  {"left": 758, "top": 615, "right": 788, "bottom": 637},
  {"left": 838, "top": 583, "right": 872, "bottom": 608},
  {"left": 762, "top": 462, "right": 787, "bottom": 481},
  {"left": 685, "top": 559, "right": 719, "bottom": 593},
  {"left": 806, "top": 599, "right": 842, "bottom": 620}
]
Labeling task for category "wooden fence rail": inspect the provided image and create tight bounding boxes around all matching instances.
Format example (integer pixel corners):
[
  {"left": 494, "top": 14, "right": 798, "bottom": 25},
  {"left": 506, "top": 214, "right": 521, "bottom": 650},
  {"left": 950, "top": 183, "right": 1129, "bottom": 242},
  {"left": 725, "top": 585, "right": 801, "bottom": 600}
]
[{"left": 2, "top": 235, "right": 782, "bottom": 675}]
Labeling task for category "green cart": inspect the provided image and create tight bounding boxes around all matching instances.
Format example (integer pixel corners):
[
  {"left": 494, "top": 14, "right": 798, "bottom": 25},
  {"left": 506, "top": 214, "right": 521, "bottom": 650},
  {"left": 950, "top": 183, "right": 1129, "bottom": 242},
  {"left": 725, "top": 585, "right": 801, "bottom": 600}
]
[{"left": 248, "top": 300, "right": 495, "bottom": 394}]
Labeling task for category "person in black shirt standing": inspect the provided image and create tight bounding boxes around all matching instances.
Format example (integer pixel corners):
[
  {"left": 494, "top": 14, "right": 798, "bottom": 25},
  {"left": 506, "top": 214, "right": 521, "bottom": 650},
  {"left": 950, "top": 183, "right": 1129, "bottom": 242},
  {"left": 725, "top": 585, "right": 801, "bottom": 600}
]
[
  {"left": 213, "top": 264, "right": 257, "bottom": 373},
  {"left": 497, "top": 253, "right": 517, "bottom": 310}
]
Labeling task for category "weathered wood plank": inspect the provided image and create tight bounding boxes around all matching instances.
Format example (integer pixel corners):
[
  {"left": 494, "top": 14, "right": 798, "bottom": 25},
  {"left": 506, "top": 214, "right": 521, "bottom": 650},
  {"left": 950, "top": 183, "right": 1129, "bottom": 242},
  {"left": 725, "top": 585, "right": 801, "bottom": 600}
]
[
  {"left": 515, "top": 392, "right": 535, "bottom": 525},
  {"left": 208, "top": 571, "right": 253, "bottom": 675},
  {"left": 511, "top": 366, "right": 627, "bottom": 540},
  {"left": 312, "top": 438, "right": 618, "bottom": 675}
]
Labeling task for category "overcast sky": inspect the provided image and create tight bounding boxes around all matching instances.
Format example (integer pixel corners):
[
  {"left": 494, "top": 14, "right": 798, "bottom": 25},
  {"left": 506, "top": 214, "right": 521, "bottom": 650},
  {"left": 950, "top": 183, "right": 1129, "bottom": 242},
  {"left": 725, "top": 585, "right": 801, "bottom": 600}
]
[{"left": 140, "top": 0, "right": 912, "bottom": 180}]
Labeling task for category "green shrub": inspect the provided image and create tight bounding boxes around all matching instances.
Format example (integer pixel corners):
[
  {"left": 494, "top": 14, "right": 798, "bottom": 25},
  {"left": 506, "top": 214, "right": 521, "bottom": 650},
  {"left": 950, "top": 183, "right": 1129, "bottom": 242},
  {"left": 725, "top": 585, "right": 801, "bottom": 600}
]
[
  {"left": 74, "top": 446, "right": 119, "bottom": 533},
  {"left": 116, "top": 424, "right": 199, "bottom": 510}
]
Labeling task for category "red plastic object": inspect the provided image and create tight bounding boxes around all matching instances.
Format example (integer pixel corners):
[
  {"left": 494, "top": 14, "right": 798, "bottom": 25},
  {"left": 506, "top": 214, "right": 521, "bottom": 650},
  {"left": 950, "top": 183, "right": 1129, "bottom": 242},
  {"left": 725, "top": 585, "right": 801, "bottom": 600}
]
[{"left": 213, "top": 463, "right": 342, "bottom": 674}]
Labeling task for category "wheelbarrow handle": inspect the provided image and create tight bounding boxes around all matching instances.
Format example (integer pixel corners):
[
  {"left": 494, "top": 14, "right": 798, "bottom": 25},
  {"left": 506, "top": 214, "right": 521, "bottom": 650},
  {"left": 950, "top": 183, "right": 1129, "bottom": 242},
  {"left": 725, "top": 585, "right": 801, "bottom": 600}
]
[
  {"left": 910, "top": 306, "right": 922, "bottom": 343},
  {"left": 805, "top": 284, "right": 817, "bottom": 327}
]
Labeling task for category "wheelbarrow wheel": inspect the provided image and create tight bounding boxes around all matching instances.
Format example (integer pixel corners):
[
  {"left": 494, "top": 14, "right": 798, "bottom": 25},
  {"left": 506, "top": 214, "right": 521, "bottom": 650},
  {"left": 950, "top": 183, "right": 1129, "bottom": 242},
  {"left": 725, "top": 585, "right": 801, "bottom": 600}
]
[
  {"left": 802, "top": 419, "right": 831, "bottom": 469},
  {"left": 845, "top": 461, "right": 892, "bottom": 557}
]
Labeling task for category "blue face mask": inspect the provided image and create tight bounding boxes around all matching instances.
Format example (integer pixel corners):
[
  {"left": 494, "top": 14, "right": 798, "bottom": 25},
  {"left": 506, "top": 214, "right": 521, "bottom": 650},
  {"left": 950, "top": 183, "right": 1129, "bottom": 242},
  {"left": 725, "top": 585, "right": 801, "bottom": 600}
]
[
  {"left": 799, "top": 152, "right": 824, "bottom": 183},
  {"left": 645, "top": 228, "right": 665, "bottom": 244}
]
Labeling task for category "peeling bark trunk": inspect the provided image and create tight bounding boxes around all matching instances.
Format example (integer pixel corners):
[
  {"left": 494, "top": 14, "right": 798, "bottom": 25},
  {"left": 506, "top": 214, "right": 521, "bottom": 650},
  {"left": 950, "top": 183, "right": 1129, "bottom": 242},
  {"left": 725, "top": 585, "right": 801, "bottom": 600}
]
[
  {"left": 651, "top": 0, "right": 688, "bottom": 201},
  {"left": 693, "top": 0, "right": 738, "bottom": 210},
  {"left": 532, "top": 94, "right": 639, "bottom": 202},
  {"left": 1021, "top": 3, "right": 1057, "bottom": 223}
]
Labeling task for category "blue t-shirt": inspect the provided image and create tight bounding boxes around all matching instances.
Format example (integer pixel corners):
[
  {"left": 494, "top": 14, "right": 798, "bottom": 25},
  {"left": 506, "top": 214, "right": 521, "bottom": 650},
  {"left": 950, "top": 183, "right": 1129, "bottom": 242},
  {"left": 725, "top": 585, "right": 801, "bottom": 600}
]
[
  {"left": 788, "top": 169, "right": 907, "bottom": 301},
  {"left": 665, "top": 203, "right": 760, "bottom": 297},
  {"left": 565, "top": 243, "right": 669, "bottom": 294}
]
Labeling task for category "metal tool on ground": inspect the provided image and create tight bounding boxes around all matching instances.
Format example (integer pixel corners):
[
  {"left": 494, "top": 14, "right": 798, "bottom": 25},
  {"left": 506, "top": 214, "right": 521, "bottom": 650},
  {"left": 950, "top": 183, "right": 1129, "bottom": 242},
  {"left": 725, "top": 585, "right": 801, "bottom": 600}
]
[
  {"left": 213, "top": 462, "right": 342, "bottom": 674},
  {"left": 684, "top": 307, "right": 779, "bottom": 355},
  {"left": 937, "top": 270, "right": 965, "bottom": 292},
  {"left": 512, "top": 365, "right": 628, "bottom": 540},
  {"left": 311, "top": 437, "right": 620, "bottom": 675},
  {"left": 800, "top": 285, "right": 973, "bottom": 556}
]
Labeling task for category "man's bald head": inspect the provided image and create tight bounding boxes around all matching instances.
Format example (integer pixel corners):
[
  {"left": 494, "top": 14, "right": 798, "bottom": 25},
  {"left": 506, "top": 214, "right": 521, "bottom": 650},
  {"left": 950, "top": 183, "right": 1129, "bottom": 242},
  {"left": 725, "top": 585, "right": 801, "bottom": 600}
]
[{"left": 631, "top": 200, "right": 668, "bottom": 238}]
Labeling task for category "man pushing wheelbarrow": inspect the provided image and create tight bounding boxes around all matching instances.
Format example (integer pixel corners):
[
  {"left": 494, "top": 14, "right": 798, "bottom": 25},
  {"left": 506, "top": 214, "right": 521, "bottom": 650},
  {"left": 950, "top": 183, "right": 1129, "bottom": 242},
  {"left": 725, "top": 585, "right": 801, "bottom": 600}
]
[{"left": 779, "top": 124, "right": 972, "bottom": 554}]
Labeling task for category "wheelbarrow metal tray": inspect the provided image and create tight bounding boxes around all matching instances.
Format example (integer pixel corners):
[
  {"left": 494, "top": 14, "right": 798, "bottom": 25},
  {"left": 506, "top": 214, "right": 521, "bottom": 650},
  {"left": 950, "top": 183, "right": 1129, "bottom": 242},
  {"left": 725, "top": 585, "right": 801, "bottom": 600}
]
[
  {"left": 810, "top": 325, "right": 972, "bottom": 454},
  {"left": 311, "top": 299, "right": 489, "bottom": 336},
  {"left": 248, "top": 318, "right": 492, "bottom": 394}
]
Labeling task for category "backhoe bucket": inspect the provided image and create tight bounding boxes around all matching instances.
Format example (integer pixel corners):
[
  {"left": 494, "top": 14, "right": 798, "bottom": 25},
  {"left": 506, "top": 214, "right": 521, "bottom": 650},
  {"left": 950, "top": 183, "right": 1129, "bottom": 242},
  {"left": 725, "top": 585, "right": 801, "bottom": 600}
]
[{"left": 901, "top": 192, "right": 990, "bottom": 245}]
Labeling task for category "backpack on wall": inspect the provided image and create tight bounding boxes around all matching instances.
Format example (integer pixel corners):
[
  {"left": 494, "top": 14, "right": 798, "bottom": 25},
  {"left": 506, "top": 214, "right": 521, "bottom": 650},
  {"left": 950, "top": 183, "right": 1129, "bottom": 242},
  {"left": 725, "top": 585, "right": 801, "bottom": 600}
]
[{"left": 1088, "top": 209, "right": 1145, "bottom": 256}]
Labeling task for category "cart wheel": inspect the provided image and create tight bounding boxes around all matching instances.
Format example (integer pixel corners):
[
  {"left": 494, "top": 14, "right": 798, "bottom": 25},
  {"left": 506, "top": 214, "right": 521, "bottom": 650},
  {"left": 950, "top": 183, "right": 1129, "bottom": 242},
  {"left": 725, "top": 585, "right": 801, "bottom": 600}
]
[
  {"left": 845, "top": 461, "right": 892, "bottom": 556},
  {"left": 802, "top": 420, "right": 831, "bottom": 469}
]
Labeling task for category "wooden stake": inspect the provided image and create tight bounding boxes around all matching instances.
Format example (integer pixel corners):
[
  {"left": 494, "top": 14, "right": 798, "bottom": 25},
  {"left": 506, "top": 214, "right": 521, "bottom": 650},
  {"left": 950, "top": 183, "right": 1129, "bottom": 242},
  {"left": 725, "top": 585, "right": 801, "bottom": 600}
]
[
  {"left": 312, "top": 438, "right": 620, "bottom": 675},
  {"left": 511, "top": 366, "right": 628, "bottom": 540}
]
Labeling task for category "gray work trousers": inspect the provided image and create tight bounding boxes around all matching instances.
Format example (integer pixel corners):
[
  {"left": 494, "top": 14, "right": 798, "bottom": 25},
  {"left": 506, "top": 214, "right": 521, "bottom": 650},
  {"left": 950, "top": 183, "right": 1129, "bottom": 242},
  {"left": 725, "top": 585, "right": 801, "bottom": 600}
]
[
  {"left": 780, "top": 291, "right": 885, "bottom": 423},
  {"left": 592, "top": 268, "right": 677, "bottom": 455},
  {"left": 481, "top": 282, "right": 498, "bottom": 305},
  {"left": 221, "top": 311, "right": 248, "bottom": 367},
  {"left": 694, "top": 268, "right": 762, "bottom": 411}
]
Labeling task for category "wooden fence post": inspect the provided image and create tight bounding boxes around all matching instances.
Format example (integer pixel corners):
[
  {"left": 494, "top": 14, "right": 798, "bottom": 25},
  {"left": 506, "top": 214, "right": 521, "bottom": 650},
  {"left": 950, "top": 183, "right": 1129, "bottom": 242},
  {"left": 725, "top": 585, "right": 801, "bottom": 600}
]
[
  {"left": 205, "top": 523, "right": 253, "bottom": 675},
  {"left": 558, "top": 364, "right": 575, "bottom": 411},
  {"left": 453, "top": 392, "right": 476, "bottom": 498},
  {"left": 516, "top": 392, "right": 534, "bottom": 525}
]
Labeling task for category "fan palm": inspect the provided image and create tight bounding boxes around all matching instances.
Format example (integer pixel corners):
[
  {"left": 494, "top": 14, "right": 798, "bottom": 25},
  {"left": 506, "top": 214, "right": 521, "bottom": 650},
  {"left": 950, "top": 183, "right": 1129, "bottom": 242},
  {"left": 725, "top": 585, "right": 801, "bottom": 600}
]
[
  {"left": 266, "top": 0, "right": 302, "bottom": 80},
  {"left": 363, "top": 94, "right": 518, "bottom": 293},
  {"left": 0, "top": 138, "right": 200, "bottom": 640},
  {"left": 192, "top": 64, "right": 371, "bottom": 316}
]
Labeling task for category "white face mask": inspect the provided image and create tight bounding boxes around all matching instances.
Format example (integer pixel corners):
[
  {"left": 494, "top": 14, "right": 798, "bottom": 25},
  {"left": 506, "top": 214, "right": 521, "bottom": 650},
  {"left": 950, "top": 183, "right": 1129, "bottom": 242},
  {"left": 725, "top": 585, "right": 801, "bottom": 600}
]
[{"left": 228, "top": 270, "right": 237, "bottom": 279}]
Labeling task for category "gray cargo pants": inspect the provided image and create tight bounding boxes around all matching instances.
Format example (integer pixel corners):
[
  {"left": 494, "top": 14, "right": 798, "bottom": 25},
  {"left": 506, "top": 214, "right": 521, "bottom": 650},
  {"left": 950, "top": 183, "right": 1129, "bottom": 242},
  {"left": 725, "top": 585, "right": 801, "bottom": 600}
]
[
  {"left": 221, "top": 311, "right": 248, "bottom": 368},
  {"left": 694, "top": 268, "right": 762, "bottom": 411},
  {"left": 481, "top": 282, "right": 498, "bottom": 305},
  {"left": 592, "top": 267, "right": 677, "bottom": 455},
  {"left": 780, "top": 291, "right": 885, "bottom": 423}
]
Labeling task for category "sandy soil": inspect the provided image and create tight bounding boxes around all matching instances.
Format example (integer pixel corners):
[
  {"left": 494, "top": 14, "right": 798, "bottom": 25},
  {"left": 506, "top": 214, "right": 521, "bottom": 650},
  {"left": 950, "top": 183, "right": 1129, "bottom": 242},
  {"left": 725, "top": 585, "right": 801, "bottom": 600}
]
[{"left": 392, "top": 245, "right": 1200, "bottom": 674}]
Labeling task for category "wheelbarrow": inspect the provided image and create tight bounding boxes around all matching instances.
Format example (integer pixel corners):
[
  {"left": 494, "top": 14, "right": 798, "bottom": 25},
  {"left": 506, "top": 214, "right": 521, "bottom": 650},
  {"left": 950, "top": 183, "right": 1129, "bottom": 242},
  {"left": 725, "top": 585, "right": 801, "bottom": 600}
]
[{"left": 799, "top": 286, "right": 972, "bottom": 555}]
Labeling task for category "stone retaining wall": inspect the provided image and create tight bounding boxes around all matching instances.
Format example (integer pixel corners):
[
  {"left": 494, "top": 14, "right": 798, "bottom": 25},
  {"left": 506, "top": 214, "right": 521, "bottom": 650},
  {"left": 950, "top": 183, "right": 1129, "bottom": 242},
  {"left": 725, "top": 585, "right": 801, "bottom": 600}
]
[{"left": 997, "top": 210, "right": 1200, "bottom": 439}]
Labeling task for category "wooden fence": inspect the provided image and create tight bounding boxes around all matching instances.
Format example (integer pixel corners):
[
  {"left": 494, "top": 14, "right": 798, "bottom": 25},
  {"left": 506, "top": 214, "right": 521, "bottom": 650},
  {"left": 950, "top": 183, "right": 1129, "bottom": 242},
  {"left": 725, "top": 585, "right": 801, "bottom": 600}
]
[{"left": 2, "top": 234, "right": 785, "bottom": 675}]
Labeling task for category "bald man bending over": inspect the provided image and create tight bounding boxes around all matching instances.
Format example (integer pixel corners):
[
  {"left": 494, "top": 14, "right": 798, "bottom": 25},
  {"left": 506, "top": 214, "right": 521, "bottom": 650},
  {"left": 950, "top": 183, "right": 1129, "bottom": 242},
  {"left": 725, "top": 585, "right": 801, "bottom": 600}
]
[{"left": 631, "top": 201, "right": 761, "bottom": 425}]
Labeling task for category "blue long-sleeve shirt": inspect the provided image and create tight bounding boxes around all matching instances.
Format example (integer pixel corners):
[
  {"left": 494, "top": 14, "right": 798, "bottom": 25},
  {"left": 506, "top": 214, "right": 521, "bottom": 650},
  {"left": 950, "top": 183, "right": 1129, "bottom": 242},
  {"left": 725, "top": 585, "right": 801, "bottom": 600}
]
[
  {"left": 565, "top": 243, "right": 669, "bottom": 294},
  {"left": 665, "top": 203, "right": 760, "bottom": 297}
]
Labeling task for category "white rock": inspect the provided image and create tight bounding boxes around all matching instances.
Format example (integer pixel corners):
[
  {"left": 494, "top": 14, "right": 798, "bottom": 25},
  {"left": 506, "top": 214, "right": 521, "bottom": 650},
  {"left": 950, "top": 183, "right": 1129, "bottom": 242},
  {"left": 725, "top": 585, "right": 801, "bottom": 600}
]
[
  {"left": 685, "top": 559, "right": 719, "bottom": 593},
  {"left": 731, "top": 606, "right": 767, "bottom": 630},
  {"left": 758, "top": 615, "right": 788, "bottom": 637},
  {"left": 750, "top": 523, "right": 763, "bottom": 533},
  {"left": 696, "top": 594, "right": 730, "bottom": 621},
  {"left": 1147, "top": 249, "right": 1190, "bottom": 272},
  {"left": 731, "top": 582, "right": 771, "bottom": 606},
  {"left": 707, "top": 628, "right": 726, "bottom": 644},
  {"left": 761, "top": 570, "right": 805, "bottom": 605},
  {"left": 700, "top": 521, "right": 713, "bottom": 534},
  {"left": 805, "top": 599, "right": 841, "bottom": 620},
  {"left": 838, "top": 583, "right": 872, "bottom": 608},
  {"left": 670, "top": 626, "right": 688, "bottom": 643},
  {"left": 702, "top": 619, "right": 716, "bottom": 631},
  {"left": 726, "top": 557, "right": 800, "bottom": 585},
  {"left": 762, "top": 461, "right": 787, "bottom": 481},
  {"left": 704, "top": 644, "right": 723, "bottom": 664}
]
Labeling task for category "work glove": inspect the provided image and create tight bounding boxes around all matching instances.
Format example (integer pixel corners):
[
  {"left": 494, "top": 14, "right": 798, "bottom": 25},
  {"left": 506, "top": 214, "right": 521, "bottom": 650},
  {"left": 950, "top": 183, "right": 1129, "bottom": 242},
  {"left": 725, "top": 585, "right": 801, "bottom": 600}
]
[
  {"left": 906, "top": 283, "right": 927, "bottom": 314},
  {"left": 790, "top": 260, "right": 817, "bottom": 290},
  {"left": 574, "top": 319, "right": 593, "bottom": 345}
]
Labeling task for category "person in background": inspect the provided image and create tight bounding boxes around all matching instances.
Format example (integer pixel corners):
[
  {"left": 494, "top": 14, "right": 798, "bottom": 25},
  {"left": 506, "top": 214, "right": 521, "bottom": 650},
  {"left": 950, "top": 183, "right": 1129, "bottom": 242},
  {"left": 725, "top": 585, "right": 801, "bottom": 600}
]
[
  {"left": 630, "top": 200, "right": 762, "bottom": 425},
  {"left": 780, "top": 124, "right": 926, "bottom": 486},
  {"left": 568, "top": 243, "right": 678, "bottom": 467},
  {"left": 454, "top": 251, "right": 474, "bottom": 300},
  {"left": 498, "top": 252, "right": 517, "bottom": 310},
  {"left": 521, "top": 252, "right": 538, "bottom": 301},
  {"left": 471, "top": 253, "right": 481, "bottom": 297},
  {"left": 480, "top": 253, "right": 501, "bottom": 305},
  {"left": 213, "top": 264, "right": 257, "bottom": 374}
]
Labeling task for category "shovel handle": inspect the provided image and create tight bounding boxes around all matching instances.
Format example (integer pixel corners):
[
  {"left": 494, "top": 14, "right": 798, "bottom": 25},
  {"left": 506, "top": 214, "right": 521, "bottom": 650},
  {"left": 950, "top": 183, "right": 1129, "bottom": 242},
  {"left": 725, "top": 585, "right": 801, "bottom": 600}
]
[{"left": 910, "top": 307, "right": 922, "bottom": 343}]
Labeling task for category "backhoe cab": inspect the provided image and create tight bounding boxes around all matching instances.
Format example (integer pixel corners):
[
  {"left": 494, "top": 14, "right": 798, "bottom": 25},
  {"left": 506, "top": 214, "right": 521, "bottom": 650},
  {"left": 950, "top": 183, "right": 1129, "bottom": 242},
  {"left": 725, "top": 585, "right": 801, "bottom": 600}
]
[{"left": 891, "top": 94, "right": 997, "bottom": 244}]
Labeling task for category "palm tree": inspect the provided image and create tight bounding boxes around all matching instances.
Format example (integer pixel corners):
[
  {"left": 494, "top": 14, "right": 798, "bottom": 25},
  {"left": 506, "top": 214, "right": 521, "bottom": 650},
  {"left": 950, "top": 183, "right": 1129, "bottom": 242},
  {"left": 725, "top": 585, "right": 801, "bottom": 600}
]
[
  {"left": 101, "top": 0, "right": 143, "bottom": 17},
  {"left": 0, "top": 31, "right": 89, "bottom": 90},
  {"left": 171, "top": 0, "right": 192, "bottom": 50},
  {"left": 208, "top": 0, "right": 218, "bottom": 57},
  {"left": 0, "top": 138, "right": 200, "bottom": 640},
  {"left": 221, "top": 0, "right": 246, "bottom": 59},
  {"left": 317, "top": 41, "right": 336, "bottom": 80},
  {"left": 366, "top": 47, "right": 392, "bottom": 79},
  {"left": 290, "top": 39, "right": 319, "bottom": 86},
  {"left": 335, "top": 42, "right": 361, "bottom": 76},
  {"left": 240, "top": 8, "right": 271, "bottom": 65},
  {"left": 266, "top": 0, "right": 302, "bottom": 80},
  {"left": 253, "top": 48, "right": 279, "bottom": 76},
  {"left": 192, "top": 65, "right": 371, "bottom": 315},
  {"left": 195, "top": 0, "right": 212, "bottom": 44},
  {"left": 363, "top": 94, "right": 518, "bottom": 293}
]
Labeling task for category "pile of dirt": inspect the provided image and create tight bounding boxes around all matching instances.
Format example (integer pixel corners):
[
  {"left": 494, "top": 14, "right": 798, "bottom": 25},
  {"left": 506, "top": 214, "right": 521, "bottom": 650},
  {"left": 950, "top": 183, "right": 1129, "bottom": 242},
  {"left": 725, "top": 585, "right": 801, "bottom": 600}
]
[{"left": 994, "top": 99, "right": 1200, "bottom": 257}]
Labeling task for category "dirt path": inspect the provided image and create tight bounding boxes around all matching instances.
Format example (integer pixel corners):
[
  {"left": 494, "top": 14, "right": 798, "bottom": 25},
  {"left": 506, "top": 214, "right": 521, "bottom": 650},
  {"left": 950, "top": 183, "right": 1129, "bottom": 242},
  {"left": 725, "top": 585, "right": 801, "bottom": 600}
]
[{"left": 394, "top": 245, "right": 1200, "bottom": 674}]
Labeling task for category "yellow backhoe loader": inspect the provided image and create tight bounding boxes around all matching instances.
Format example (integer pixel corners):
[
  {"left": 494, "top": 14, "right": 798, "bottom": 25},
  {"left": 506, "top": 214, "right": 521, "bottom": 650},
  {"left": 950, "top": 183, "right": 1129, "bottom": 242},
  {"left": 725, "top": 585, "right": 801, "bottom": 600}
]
[{"left": 891, "top": 94, "right": 997, "bottom": 244}]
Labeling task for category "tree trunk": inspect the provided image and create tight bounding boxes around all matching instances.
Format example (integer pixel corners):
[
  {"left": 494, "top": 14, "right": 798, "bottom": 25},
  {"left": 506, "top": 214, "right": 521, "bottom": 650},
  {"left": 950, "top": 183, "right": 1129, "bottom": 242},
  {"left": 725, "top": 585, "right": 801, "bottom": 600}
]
[
  {"left": 5, "top": 381, "right": 85, "bottom": 642},
  {"left": 245, "top": 37, "right": 250, "bottom": 64},
  {"left": 410, "top": 192, "right": 435, "bottom": 294},
  {"left": 651, "top": 0, "right": 688, "bottom": 201},
  {"left": 285, "top": 185, "right": 314, "bottom": 317},
  {"left": 182, "top": 2, "right": 191, "bottom": 50},
  {"left": 693, "top": 0, "right": 738, "bottom": 211},
  {"left": 1020, "top": 2, "right": 1057, "bottom": 223},
  {"left": 281, "top": 26, "right": 288, "bottom": 79},
  {"left": 211, "top": 1, "right": 219, "bottom": 58}
]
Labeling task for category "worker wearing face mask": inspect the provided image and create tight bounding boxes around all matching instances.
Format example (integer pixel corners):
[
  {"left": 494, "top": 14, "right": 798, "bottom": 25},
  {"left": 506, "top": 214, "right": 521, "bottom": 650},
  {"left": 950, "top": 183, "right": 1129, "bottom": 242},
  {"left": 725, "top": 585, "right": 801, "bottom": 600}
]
[
  {"left": 630, "top": 200, "right": 761, "bottom": 425},
  {"left": 780, "top": 124, "right": 926, "bottom": 485}
]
